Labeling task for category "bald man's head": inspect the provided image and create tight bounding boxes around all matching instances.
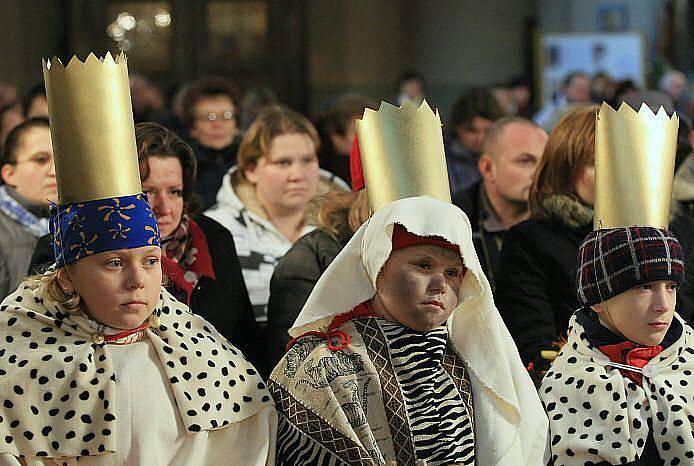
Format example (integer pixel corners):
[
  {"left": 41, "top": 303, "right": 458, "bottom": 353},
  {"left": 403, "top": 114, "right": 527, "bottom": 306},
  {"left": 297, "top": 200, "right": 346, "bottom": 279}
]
[
  {"left": 479, "top": 117, "right": 548, "bottom": 208},
  {"left": 482, "top": 117, "right": 543, "bottom": 157}
]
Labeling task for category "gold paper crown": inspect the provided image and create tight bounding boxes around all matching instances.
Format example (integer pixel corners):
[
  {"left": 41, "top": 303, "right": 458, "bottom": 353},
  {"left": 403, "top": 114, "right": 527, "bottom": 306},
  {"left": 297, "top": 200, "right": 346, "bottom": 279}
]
[
  {"left": 594, "top": 102, "right": 678, "bottom": 230},
  {"left": 43, "top": 52, "right": 141, "bottom": 204},
  {"left": 356, "top": 100, "right": 451, "bottom": 211}
]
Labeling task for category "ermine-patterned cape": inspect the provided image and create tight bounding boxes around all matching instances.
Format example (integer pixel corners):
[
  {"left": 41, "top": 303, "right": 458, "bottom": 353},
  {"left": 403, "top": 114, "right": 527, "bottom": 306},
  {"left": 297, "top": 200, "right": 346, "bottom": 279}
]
[
  {"left": 0, "top": 283, "right": 275, "bottom": 464},
  {"left": 540, "top": 312, "right": 694, "bottom": 465}
]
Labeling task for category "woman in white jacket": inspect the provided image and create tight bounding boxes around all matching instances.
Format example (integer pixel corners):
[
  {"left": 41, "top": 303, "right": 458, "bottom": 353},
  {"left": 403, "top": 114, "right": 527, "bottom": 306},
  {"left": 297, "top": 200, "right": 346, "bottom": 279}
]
[{"left": 206, "top": 105, "right": 347, "bottom": 323}]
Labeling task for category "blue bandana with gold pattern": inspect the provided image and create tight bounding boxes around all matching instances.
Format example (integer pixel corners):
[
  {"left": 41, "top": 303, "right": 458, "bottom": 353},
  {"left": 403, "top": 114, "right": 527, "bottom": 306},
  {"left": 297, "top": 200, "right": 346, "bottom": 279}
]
[{"left": 50, "top": 193, "right": 161, "bottom": 268}]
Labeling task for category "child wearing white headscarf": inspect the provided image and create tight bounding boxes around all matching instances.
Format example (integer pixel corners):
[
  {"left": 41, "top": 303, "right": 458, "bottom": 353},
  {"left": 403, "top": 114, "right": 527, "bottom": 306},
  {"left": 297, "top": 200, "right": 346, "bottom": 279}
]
[{"left": 269, "top": 196, "right": 549, "bottom": 465}]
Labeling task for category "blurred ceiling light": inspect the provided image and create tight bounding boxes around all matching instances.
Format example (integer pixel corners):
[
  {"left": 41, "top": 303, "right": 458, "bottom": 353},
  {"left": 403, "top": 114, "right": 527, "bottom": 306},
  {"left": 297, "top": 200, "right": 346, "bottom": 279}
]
[
  {"left": 117, "top": 12, "right": 137, "bottom": 31},
  {"left": 154, "top": 11, "right": 171, "bottom": 28},
  {"left": 107, "top": 22, "right": 125, "bottom": 40}
]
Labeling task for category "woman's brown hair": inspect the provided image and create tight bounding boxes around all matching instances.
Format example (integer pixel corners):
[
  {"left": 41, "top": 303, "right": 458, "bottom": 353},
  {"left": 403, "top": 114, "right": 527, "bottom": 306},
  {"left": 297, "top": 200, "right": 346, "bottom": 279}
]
[
  {"left": 235, "top": 104, "right": 320, "bottom": 180},
  {"left": 310, "top": 189, "right": 370, "bottom": 240},
  {"left": 529, "top": 105, "right": 598, "bottom": 218},
  {"left": 135, "top": 122, "right": 199, "bottom": 214}
]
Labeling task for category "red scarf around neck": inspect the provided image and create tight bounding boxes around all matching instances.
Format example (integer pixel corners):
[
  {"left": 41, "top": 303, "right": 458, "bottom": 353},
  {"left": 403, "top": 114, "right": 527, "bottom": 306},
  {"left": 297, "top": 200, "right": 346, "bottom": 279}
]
[
  {"left": 597, "top": 341, "right": 663, "bottom": 386},
  {"left": 162, "top": 217, "right": 216, "bottom": 306}
]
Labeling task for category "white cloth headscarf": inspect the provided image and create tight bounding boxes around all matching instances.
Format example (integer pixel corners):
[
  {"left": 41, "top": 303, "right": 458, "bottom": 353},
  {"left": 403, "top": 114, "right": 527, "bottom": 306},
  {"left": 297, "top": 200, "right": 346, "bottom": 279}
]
[{"left": 291, "top": 196, "right": 549, "bottom": 466}]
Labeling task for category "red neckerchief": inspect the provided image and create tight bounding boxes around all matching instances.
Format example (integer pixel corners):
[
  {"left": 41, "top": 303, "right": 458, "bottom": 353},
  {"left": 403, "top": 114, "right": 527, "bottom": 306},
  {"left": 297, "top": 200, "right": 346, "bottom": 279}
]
[
  {"left": 597, "top": 341, "right": 663, "bottom": 386},
  {"left": 286, "top": 301, "right": 379, "bottom": 352},
  {"left": 162, "top": 218, "right": 216, "bottom": 306}
]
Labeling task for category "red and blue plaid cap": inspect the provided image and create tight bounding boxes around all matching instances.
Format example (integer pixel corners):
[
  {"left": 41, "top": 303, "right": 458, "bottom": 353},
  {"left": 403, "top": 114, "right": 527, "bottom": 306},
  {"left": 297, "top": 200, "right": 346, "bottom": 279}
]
[{"left": 576, "top": 226, "right": 685, "bottom": 306}]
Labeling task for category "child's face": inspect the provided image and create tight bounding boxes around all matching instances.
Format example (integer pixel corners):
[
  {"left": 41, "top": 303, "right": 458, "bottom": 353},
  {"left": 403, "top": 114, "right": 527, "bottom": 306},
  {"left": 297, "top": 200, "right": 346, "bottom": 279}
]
[
  {"left": 373, "top": 244, "right": 465, "bottom": 331},
  {"left": 58, "top": 246, "right": 163, "bottom": 329},
  {"left": 592, "top": 280, "right": 678, "bottom": 346}
]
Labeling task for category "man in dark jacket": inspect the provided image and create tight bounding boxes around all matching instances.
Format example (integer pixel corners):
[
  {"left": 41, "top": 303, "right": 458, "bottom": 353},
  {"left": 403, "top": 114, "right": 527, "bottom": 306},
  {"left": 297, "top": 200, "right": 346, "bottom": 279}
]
[{"left": 453, "top": 116, "right": 547, "bottom": 288}]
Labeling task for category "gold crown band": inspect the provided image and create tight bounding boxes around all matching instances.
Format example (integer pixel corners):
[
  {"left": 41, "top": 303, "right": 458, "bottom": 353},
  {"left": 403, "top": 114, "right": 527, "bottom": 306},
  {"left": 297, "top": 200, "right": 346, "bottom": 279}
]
[
  {"left": 356, "top": 100, "right": 451, "bottom": 211},
  {"left": 43, "top": 52, "right": 141, "bottom": 205},
  {"left": 594, "top": 102, "right": 678, "bottom": 230}
]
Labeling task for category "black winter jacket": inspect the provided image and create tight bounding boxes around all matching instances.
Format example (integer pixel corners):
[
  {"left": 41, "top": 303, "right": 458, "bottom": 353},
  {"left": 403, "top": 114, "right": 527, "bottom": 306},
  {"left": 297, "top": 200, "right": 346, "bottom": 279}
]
[
  {"left": 495, "top": 214, "right": 591, "bottom": 366},
  {"left": 28, "top": 215, "right": 264, "bottom": 372},
  {"left": 266, "top": 228, "right": 349, "bottom": 367}
]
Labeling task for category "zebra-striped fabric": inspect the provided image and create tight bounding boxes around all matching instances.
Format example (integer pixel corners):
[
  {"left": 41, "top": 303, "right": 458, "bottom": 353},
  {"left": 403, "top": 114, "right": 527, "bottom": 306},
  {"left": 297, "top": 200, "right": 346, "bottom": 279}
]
[
  {"left": 275, "top": 415, "right": 349, "bottom": 466},
  {"left": 379, "top": 319, "right": 475, "bottom": 465}
]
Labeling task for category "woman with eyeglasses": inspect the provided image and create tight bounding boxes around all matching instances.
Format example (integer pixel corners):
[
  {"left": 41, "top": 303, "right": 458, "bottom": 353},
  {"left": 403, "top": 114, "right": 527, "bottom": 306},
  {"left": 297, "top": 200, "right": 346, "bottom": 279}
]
[
  {"left": 0, "top": 118, "right": 56, "bottom": 300},
  {"left": 182, "top": 76, "right": 242, "bottom": 209}
]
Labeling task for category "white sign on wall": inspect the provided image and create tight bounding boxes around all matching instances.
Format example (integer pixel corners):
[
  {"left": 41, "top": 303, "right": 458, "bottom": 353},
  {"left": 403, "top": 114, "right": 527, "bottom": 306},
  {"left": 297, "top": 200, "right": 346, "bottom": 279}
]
[{"left": 536, "top": 32, "right": 646, "bottom": 106}]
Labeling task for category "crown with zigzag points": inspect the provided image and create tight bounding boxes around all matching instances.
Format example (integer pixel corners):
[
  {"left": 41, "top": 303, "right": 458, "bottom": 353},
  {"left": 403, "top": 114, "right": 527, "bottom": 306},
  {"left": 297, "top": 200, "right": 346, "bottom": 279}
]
[
  {"left": 594, "top": 101, "right": 679, "bottom": 230},
  {"left": 43, "top": 52, "right": 141, "bottom": 205},
  {"left": 356, "top": 100, "right": 451, "bottom": 211}
]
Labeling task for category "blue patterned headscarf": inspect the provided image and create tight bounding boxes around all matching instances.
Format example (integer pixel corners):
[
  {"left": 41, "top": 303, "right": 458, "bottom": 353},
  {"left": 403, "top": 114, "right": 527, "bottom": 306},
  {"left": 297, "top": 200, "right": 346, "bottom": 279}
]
[{"left": 50, "top": 193, "right": 161, "bottom": 268}]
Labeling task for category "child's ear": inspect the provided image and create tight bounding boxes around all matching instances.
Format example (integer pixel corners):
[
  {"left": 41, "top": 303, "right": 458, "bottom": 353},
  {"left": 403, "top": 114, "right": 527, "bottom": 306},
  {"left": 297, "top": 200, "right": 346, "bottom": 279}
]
[
  {"left": 590, "top": 303, "right": 604, "bottom": 315},
  {"left": 56, "top": 268, "right": 75, "bottom": 295}
]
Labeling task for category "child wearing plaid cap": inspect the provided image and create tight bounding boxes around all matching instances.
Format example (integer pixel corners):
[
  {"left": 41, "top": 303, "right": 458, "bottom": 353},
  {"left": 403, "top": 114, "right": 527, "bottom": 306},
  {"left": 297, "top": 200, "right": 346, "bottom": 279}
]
[{"left": 540, "top": 226, "right": 693, "bottom": 466}]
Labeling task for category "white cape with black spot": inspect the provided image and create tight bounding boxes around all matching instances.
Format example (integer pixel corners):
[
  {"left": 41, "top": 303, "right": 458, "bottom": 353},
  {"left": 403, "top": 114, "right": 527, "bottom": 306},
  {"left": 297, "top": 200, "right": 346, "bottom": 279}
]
[
  {"left": 540, "top": 312, "right": 694, "bottom": 465},
  {"left": 0, "top": 283, "right": 276, "bottom": 465}
]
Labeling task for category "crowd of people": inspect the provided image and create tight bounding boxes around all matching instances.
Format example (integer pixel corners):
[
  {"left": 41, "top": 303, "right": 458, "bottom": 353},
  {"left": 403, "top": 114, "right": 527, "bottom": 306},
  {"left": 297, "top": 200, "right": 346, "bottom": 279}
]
[{"left": 0, "top": 56, "right": 693, "bottom": 465}]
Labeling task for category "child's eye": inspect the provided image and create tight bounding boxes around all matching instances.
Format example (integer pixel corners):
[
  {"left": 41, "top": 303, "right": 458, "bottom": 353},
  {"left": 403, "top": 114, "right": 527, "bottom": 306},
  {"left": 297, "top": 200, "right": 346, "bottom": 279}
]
[
  {"left": 106, "top": 259, "right": 123, "bottom": 268},
  {"left": 145, "top": 257, "right": 160, "bottom": 266},
  {"left": 171, "top": 189, "right": 183, "bottom": 197},
  {"left": 446, "top": 269, "right": 461, "bottom": 278},
  {"left": 416, "top": 262, "right": 431, "bottom": 270},
  {"left": 667, "top": 282, "right": 679, "bottom": 291}
]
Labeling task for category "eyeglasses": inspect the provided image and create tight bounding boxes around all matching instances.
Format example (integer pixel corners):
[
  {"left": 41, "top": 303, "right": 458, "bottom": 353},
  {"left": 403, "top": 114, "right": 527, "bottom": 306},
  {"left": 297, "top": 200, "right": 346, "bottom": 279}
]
[{"left": 196, "top": 111, "right": 235, "bottom": 122}]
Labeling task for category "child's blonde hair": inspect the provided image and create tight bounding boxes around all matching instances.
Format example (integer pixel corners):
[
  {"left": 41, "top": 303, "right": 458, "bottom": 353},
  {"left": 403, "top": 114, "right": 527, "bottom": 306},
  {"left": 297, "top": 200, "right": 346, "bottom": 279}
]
[{"left": 24, "top": 268, "right": 85, "bottom": 314}]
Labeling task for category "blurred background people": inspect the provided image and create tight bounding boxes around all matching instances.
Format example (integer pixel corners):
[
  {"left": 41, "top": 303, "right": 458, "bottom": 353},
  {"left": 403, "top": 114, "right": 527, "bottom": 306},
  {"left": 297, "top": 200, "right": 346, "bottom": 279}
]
[
  {"left": 453, "top": 116, "right": 547, "bottom": 288},
  {"left": 129, "top": 73, "right": 166, "bottom": 123},
  {"left": 673, "top": 115, "right": 694, "bottom": 217},
  {"left": 659, "top": 69, "right": 689, "bottom": 115},
  {"left": 508, "top": 77, "right": 535, "bottom": 118},
  {"left": 0, "top": 102, "right": 25, "bottom": 144},
  {"left": 22, "top": 83, "right": 48, "bottom": 118},
  {"left": 534, "top": 71, "right": 592, "bottom": 130},
  {"left": 396, "top": 70, "right": 426, "bottom": 106},
  {"left": 182, "top": 76, "right": 242, "bottom": 209},
  {"left": 612, "top": 78, "right": 639, "bottom": 106},
  {"left": 314, "top": 93, "right": 370, "bottom": 186},
  {"left": 150, "top": 82, "right": 190, "bottom": 138},
  {"left": 205, "top": 104, "right": 345, "bottom": 326},
  {"left": 446, "top": 87, "right": 505, "bottom": 195},
  {"left": 0, "top": 81, "right": 19, "bottom": 107},
  {"left": 240, "top": 85, "right": 279, "bottom": 131},
  {"left": 0, "top": 118, "right": 55, "bottom": 299},
  {"left": 591, "top": 71, "right": 616, "bottom": 103}
]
